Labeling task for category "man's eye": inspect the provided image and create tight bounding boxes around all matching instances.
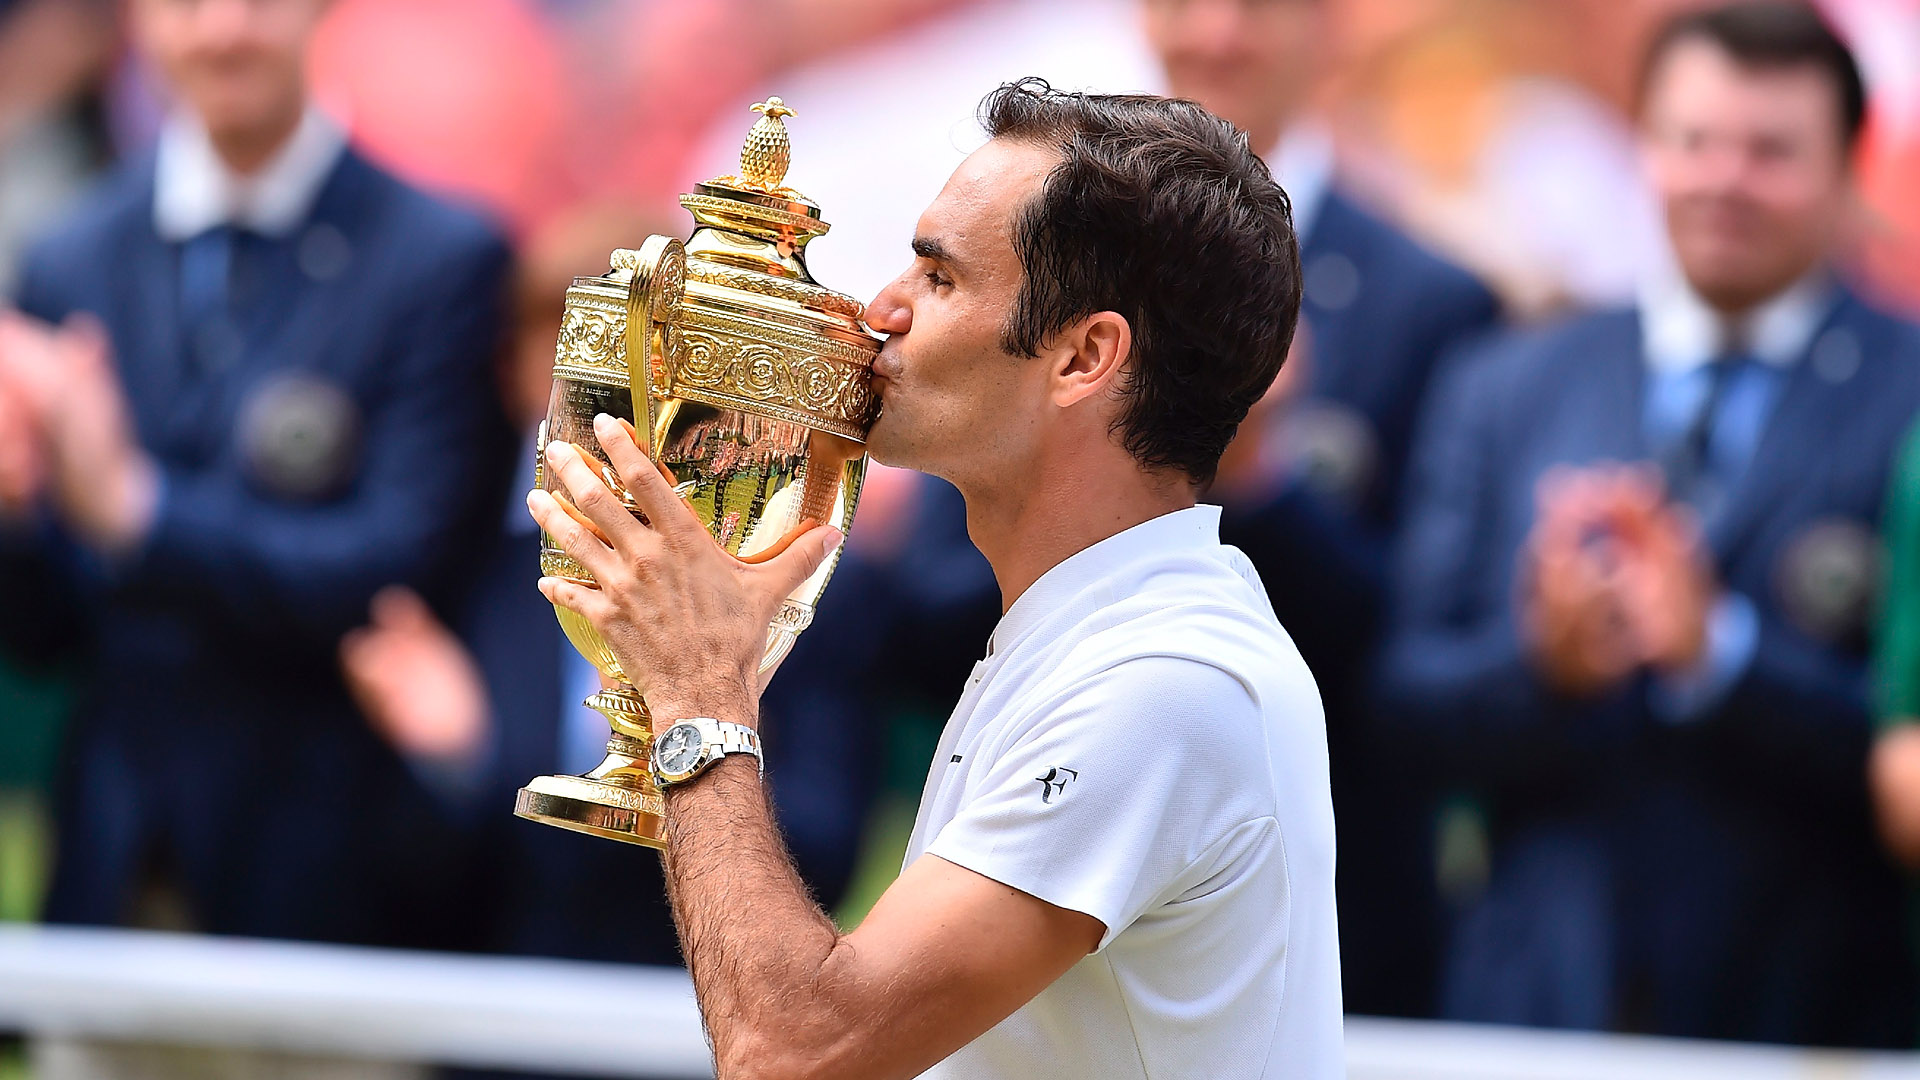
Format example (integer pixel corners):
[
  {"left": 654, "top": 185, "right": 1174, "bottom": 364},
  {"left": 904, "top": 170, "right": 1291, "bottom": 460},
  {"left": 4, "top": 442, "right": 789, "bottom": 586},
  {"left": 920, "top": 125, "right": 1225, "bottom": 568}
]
[{"left": 924, "top": 269, "right": 952, "bottom": 290}]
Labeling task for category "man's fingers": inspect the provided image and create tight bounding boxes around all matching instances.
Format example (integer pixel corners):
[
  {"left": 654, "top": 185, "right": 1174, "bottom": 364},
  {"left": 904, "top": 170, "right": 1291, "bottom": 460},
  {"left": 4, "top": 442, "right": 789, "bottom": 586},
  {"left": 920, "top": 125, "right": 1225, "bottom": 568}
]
[
  {"left": 756, "top": 524, "right": 845, "bottom": 600},
  {"left": 593, "top": 413, "right": 656, "bottom": 497},
  {"left": 370, "top": 585, "right": 436, "bottom": 632},
  {"left": 544, "top": 440, "right": 645, "bottom": 546},
  {"left": 538, "top": 575, "right": 609, "bottom": 621},
  {"left": 59, "top": 312, "right": 111, "bottom": 373},
  {"left": 592, "top": 413, "right": 703, "bottom": 543},
  {"left": 528, "top": 488, "right": 615, "bottom": 577}
]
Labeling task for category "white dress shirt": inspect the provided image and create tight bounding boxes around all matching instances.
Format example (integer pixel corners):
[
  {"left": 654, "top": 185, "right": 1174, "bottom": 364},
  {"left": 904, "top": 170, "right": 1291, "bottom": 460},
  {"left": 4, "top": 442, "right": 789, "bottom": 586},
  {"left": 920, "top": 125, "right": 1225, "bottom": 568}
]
[
  {"left": 1265, "top": 121, "right": 1335, "bottom": 246},
  {"left": 153, "top": 104, "right": 346, "bottom": 241}
]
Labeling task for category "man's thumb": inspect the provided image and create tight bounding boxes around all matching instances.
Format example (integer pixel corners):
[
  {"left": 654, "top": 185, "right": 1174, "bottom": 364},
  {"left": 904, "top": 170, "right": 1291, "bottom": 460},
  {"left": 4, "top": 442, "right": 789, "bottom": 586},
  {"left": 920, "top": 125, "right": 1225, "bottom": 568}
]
[{"left": 764, "top": 525, "right": 844, "bottom": 597}]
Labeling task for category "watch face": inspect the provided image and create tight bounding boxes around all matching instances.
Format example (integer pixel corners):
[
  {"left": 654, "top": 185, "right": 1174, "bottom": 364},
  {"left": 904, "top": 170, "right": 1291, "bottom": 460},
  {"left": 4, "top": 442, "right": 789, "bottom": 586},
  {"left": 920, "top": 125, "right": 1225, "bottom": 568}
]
[{"left": 655, "top": 724, "right": 706, "bottom": 776}]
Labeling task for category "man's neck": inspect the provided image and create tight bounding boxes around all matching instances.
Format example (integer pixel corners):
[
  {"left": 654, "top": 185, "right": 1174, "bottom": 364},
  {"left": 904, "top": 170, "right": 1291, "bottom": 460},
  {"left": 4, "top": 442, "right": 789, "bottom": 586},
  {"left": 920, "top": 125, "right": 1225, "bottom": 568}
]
[
  {"left": 207, "top": 100, "right": 305, "bottom": 176},
  {"left": 957, "top": 460, "right": 1197, "bottom": 614},
  {"left": 1237, "top": 105, "right": 1300, "bottom": 171}
]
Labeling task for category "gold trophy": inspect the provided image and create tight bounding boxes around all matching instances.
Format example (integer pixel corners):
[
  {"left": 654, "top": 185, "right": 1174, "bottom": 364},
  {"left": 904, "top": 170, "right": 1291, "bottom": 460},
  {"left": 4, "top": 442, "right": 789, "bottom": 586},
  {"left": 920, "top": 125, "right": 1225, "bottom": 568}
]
[{"left": 514, "top": 98, "right": 880, "bottom": 847}]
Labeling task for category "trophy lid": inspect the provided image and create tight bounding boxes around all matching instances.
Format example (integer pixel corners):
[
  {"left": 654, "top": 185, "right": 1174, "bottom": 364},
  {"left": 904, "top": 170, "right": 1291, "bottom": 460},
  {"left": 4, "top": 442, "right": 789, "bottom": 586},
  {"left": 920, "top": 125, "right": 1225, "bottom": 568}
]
[{"left": 683, "top": 97, "right": 832, "bottom": 245}]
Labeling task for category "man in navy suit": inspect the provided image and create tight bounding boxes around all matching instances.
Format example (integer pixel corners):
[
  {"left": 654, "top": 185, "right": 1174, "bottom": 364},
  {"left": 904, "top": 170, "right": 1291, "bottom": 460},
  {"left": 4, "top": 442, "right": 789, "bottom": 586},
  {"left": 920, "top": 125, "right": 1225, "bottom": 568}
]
[
  {"left": 1140, "top": 0, "right": 1501, "bottom": 1018},
  {"left": 0, "top": 0, "right": 512, "bottom": 945},
  {"left": 1381, "top": 2, "right": 1919, "bottom": 1046}
]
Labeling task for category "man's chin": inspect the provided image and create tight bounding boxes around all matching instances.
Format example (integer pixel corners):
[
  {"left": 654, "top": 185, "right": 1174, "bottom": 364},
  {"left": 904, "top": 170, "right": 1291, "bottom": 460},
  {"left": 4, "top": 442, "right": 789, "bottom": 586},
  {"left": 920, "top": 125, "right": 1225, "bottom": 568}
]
[
  {"left": 863, "top": 412, "right": 912, "bottom": 471},
  {"left": 864, "top": 425, "right": 901, "bottom": 469}
]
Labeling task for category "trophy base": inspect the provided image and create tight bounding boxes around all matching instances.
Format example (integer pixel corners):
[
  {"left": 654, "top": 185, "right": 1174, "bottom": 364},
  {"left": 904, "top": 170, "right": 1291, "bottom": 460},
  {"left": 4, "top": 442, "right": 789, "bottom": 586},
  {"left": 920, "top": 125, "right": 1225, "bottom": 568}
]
[
  {"left": 515, "top": 690, "right": 666, "bottom": 848},
  {"left": 515, "top": 773, "right": 667, "bottom": 848}
]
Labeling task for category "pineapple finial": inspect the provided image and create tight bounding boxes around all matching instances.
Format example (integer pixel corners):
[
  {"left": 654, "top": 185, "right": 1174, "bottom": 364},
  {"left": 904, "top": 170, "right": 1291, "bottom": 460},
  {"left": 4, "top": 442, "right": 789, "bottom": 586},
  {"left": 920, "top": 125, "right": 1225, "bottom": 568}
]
[{"left": 739, "top": 97, "right": 796, "bottom": 191}]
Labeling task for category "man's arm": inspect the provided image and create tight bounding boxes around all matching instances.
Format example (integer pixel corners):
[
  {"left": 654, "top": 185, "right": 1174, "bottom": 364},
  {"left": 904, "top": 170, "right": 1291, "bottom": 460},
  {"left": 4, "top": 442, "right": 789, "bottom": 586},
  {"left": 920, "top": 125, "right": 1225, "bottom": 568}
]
[
  {"left": 666, "top": 758, "right": 1099, "bottom": 1079},
  {"left": 530, "top": 417, "right": 1100, "bottom": 1080}
]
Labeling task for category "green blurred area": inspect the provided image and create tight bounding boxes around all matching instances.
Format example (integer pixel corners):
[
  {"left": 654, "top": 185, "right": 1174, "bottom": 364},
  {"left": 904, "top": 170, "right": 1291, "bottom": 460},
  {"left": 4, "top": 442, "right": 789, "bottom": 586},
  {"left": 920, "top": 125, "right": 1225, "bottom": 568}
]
[
  {"left": 0, "top": 649, "right": 68, "bottom": 924},
  {"left": 833, "top": 704, "right": 944, "bottom": 929}
]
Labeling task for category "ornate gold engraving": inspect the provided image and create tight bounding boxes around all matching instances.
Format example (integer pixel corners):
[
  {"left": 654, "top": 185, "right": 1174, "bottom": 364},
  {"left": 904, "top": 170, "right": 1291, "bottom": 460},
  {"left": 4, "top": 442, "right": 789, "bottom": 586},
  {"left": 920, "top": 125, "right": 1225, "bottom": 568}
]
[
  {"left": 669, "top": 323, "right": 876, "bottom": 440},
  {"left": 678, "top": 192, "right": 828, "bottom": 237},
  {"left": 552, "top": 290, "right": 630, "bottom": 384},
  {"left": 688, "top": 258, "right": 862, "bottom": 318}
]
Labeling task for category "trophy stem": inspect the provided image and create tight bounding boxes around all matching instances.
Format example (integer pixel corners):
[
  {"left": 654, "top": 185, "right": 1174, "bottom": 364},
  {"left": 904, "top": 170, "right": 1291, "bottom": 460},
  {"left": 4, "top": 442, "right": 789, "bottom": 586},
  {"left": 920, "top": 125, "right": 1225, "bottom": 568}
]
[{"left": 514, "top": 685, "right": 669, "bottom": 848}]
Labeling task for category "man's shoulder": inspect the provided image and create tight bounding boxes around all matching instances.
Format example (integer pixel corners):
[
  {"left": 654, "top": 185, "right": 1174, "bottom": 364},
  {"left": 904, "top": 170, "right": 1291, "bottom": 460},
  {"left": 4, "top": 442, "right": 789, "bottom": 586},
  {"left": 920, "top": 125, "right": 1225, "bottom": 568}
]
[
  {"left": 1313, "top": 189, "right": 1498, "bottom": 317},
  {"left": 321, "top": 148, "right": 510, "bottom": 281},
  {"left": 16, "top": 157, "right": 156, "bottom": 301},
  {"left": 1043, "top": 550, "right": 1321, "bottom": 734},
  {"left": 1836, "top": 287, "right": 1920, "bottom": 376},
  {"left": 1428, "top": 306, "right": 1637, "bottom": 420}
]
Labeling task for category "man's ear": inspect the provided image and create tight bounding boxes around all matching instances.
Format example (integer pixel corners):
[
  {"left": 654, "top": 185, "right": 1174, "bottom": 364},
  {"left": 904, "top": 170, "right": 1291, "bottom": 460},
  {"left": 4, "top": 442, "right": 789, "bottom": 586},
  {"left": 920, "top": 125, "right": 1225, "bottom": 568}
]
[{"left": 1048, "top": 311, "right": 1131, "bottom": 408}]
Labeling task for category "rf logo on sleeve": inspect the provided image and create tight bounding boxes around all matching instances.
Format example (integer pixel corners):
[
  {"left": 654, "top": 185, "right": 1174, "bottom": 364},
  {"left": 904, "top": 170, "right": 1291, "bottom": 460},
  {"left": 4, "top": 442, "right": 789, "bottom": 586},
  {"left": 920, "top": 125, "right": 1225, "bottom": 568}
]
[{"left": 1035, "top": 767, "right": 1078, "bottom": 804}]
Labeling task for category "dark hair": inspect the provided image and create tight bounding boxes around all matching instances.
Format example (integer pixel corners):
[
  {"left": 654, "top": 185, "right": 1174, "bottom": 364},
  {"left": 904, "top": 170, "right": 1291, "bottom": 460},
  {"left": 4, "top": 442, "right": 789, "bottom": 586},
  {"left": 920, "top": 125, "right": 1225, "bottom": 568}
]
[
  {"left": 1640, "top": 1, "right": 1868, "bottom": 149},
  {"left": 980, "top": 77, "right": 1300, "bottom": 486}
]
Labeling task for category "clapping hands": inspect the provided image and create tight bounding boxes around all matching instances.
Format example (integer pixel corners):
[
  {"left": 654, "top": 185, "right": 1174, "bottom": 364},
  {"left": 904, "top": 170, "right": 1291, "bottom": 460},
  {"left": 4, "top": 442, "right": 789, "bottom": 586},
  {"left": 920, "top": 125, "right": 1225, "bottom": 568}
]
[
  {"left": 0, "top": 309, "right": 158, "bottom": 552},
  {"left": 1521, "top": 464, "right": 1717, "bottom": 697}
]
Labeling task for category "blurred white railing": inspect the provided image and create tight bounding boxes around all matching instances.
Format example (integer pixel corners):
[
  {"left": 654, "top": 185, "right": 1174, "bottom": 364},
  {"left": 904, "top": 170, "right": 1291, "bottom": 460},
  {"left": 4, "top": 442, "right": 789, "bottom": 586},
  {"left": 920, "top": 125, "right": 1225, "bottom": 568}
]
[{"left": 3, "top": 924, "right": 1920, "bottom": 1079}]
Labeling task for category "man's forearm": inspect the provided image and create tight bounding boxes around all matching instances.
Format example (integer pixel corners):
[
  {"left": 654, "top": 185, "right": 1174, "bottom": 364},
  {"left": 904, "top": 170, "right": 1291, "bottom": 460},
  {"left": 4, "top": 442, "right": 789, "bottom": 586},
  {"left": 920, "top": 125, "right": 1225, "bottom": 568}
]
[{"left": 661, "top": 724, "right": 849, "bottom": 1076}]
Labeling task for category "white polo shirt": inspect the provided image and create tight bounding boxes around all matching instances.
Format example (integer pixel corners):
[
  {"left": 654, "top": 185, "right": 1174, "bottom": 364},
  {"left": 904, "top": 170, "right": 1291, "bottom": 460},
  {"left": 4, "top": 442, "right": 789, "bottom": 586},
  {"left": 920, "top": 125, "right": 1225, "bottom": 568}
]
[{"left": 904, "top": 505, "right": 1343, "bottom": 1079}]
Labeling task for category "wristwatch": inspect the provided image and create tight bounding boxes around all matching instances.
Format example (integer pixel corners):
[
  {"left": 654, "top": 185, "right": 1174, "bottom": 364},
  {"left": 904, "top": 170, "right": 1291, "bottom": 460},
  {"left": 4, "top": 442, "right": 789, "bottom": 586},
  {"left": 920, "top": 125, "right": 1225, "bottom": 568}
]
[{"left": 650, "top": 717, "right": 763, "bottom": 788}]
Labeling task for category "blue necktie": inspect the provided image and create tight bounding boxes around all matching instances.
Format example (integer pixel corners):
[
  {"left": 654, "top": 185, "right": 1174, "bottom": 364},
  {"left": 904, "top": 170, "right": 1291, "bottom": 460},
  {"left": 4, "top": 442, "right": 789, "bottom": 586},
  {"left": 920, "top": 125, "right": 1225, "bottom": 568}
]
[
  {"left": 178, "top": 225, "right": 234, "bottom": 328},
  {"left": 1661, "top": 350, "right": 1753, "bottom": 514},
  {"left": 178, "top": 226, "right": 243, "bottom": 375}
]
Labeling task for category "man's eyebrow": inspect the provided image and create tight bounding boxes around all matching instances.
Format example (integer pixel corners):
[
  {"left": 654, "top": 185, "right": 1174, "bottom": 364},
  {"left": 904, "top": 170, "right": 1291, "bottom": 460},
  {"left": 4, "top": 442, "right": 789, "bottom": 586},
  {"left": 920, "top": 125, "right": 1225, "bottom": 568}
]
[{"left": 911, "top": 236, "right": 950, "bottom": 263}]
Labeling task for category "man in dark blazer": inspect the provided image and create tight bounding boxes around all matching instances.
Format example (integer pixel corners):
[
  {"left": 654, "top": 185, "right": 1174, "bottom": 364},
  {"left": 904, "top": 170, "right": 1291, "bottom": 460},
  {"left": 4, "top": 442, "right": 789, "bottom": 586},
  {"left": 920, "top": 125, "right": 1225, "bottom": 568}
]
[
  {"left": 1381, "top": 2, "right": 1919, "bottom": 1046},
  {"left": 0, "top": 0, "right": 512, "bottom": 945}
]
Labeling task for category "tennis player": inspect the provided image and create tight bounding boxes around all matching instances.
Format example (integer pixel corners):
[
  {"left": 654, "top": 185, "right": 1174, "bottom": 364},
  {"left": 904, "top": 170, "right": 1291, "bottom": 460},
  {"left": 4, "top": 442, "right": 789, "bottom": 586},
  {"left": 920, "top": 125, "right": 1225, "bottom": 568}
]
[{"left": 530, "top": 78, "right": 1341, "bottom": 1080}]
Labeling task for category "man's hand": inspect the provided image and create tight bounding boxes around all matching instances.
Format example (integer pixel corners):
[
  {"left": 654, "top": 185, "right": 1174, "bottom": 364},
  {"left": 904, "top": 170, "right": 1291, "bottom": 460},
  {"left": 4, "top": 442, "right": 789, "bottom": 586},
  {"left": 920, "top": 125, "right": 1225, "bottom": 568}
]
[
  {"left": 0, "top": 310, "right": 158, "bottom": 553},
  {"left": 525, "top": 413, "right": 841, "bottom": 722},
  {"left": 1871, "top": 725, "right": 1920, "bottom": 868},
  {"left": 1599, "top": 471, "right": 1715, "bottom": 673},
  {"left": 340, "top": 585, "right": 491, "bottom": 768},
  {"left": 1521, "top": 469, "right": 1637, "bottom": 697},
  {"left": 0, "top": 365, "right": 45, "bottom": 518},
  {"left": 44, "top": 315, "right": 159, "bottom": 554},
  {"left": 0, "top": 313, "right": 53, "bottom": 517}
]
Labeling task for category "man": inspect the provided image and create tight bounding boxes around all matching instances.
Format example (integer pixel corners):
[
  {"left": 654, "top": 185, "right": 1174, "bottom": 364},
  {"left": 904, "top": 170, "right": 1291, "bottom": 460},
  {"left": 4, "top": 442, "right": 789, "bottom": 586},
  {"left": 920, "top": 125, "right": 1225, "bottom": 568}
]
[
  {"left": 1381, "top": 2, "right": 1920, "bottom": 1045},
  {"left": 0, "top": 0, "right": 511, "bottom": 944},
  {"left": 530, "top": 81, "right": 1340, "bottom": 1078}
]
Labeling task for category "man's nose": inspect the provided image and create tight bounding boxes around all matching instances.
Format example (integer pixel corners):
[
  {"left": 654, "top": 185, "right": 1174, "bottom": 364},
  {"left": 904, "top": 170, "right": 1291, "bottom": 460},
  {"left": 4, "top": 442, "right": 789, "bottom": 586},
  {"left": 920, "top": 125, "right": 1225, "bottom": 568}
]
[{"left": 864, "top": 280, "right": 911, "bottom": 336}]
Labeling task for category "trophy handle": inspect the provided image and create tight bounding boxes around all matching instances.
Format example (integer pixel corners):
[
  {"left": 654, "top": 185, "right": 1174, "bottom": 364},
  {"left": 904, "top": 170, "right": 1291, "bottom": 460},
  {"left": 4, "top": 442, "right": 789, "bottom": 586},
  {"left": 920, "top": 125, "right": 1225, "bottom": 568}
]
[{"left": 615, "top": 235, "right": 688, "bottom": 452}]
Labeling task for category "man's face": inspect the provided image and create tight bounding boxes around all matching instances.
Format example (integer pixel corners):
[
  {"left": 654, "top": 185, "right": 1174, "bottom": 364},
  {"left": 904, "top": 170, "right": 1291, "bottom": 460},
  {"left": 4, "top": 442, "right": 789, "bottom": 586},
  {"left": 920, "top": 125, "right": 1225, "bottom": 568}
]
[
  {"left": 862, "top": 139, "right": 1060, "bottom": 483},
  {"left": 1141, "top": 0, "right": 1326, "bottom": 148},
  {"left": 132, "top": 0, "right": 326, "bottom": 140},
  {"left": 1641, "top": 38, "right": 1853, "bottom": 312}
]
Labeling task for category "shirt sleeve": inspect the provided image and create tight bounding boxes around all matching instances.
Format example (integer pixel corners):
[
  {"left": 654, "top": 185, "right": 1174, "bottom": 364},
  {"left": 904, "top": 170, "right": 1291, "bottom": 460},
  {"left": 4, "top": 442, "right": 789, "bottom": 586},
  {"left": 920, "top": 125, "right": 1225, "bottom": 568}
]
[
  {"left": 924, "top": 654, "right": 1279, "bottom": 951},
  {"left": 1649, "top": 592, "right": 1760, "bottom": 723}
]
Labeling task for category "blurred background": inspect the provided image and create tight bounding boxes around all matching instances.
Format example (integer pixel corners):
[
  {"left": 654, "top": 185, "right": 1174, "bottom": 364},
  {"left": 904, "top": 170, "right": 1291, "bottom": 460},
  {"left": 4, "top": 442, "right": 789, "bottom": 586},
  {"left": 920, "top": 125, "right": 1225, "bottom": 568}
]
[{"left": 3, "top": 0, "right": 1920, "bottom": 1077}]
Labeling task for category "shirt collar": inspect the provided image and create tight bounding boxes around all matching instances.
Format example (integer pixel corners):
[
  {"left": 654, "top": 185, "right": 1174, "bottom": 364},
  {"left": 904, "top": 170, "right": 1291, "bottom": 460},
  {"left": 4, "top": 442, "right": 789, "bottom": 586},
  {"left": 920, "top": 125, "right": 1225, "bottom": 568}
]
[
  {"left": 1638, "top": 258, "right": 1836, "bottom": 374},
  {"left": 153, "top": 104, "right": 347, "bottom": 242},
  {"left": 988, "top": 504, "right": 1223, "bottom": 658},
  {"left": 1264, "top": 122, "right": 1335, "bottom": 244}
]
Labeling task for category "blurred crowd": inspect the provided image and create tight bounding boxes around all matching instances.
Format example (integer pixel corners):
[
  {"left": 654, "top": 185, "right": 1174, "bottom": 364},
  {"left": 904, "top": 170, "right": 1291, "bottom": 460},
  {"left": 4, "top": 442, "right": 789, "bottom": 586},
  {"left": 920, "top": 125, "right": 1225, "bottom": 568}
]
[{"left": 4, "top": 0, "right": 1920, "bottom": 1062}]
